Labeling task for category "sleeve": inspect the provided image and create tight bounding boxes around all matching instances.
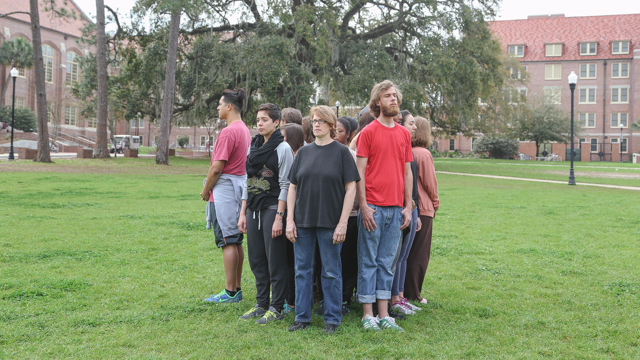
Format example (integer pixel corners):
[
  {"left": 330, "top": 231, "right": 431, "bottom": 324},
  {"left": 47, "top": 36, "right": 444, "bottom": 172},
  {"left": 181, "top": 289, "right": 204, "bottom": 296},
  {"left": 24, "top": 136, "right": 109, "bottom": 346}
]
[
  {"left": 288, "top": 151, "right": 300, "bottom": 186},
  {"left": 342, "top": 147, "right": 361, "bottom": 184},
  {"left": 241, "top": 144, "right": 251, "bottom": 200},
  {"left": 277, "top": 143, "right": 294, "bottom": 201},
  {"left": 356, "top": 128, "right": 371, "bottom": 158},
  {"left": 212, "top": 133, "right": 231, "bottom": 162},
  {"left": 404, "top": 132, "right": 414, "bottom": 163},
  {"left": 421, "top": 150, "right": 439, "bottom": 211}
]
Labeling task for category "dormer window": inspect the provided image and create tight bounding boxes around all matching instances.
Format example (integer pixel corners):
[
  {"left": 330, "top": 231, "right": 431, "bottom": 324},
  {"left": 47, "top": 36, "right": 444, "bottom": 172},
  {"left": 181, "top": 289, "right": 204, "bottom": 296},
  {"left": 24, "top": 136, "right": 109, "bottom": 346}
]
[
  {"left": 508, "top": 45, "right": 524, "bottom": 57},
  {"left": 545, "top": 44, "right": 562, "bottom": 57},
  {"left": 580, "top": 42, "right": 597, "bottom": 56},
  {"left": 612, "top": 41, "right": 630, "bottom": 55}
]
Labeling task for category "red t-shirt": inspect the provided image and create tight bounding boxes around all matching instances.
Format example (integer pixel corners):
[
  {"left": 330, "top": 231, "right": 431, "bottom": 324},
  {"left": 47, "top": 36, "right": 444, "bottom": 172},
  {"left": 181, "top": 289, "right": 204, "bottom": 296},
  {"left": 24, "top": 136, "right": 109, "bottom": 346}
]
[
  {"left": 209, "top": 120, "right": 251, "bottom": 201},
  {"left": 356, "top": 119, "right": 413, "bottom": 207}
]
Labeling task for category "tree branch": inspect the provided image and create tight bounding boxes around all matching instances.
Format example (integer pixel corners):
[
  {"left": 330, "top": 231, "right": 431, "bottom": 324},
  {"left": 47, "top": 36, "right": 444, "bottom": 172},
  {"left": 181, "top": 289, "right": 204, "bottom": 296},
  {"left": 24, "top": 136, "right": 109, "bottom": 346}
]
[
  {"left": 187, "top": 22, "right": 258, "bottom": 36},
  {"left": 0, "top": 11, "right": 30, "bottom": 18},
  {"left": 339, "top": 0, "right": 368, "bottom": 40},
  {"left": 104, "top": 5, "right": 122, "bottom": 41},
  {"left": 241, "top": 0, "right": 262, "bottom": 23}
]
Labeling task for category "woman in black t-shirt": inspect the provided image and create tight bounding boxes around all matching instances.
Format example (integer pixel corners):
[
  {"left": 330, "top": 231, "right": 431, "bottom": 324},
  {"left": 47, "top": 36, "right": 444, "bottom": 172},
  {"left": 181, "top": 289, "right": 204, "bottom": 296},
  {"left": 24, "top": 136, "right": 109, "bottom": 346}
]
[{"left": 285, "top": 105, "right": 360, "bottom": 334}]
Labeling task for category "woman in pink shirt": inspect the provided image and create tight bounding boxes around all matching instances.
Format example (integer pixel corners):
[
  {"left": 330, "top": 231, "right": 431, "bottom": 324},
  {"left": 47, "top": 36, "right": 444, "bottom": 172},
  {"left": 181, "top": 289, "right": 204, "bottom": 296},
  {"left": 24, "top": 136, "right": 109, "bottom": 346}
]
[{"left": 404, "top": 116, "right": 439, "bottom": 304}]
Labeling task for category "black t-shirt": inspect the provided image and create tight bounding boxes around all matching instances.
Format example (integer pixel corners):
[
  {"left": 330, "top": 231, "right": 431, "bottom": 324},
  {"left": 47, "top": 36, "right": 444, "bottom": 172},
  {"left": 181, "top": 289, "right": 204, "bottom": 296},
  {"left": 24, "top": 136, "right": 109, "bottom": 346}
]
[{"left": 288, "top": 141, "right": 360, "bottom": 228}]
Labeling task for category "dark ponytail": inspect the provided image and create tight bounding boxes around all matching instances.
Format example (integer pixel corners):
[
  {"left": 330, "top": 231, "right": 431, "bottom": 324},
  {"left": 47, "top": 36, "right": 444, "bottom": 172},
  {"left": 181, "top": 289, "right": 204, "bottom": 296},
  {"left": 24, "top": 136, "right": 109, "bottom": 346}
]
[{"left": 222, "top": 88, "right": 246, "bottom": 112}]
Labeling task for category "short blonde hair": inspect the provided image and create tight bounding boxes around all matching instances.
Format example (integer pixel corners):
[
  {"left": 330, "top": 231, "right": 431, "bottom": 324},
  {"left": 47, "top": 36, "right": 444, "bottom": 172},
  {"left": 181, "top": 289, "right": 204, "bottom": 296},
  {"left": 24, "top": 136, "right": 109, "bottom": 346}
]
[
  {"left": 309, "top": 105, "right": 337, "bottom": 139},
  {"left": 412, "top": 116, "right": 432, "bottom": 148},
  {"left": 368, "top": 80, "right": 403, "bottom": 118}
]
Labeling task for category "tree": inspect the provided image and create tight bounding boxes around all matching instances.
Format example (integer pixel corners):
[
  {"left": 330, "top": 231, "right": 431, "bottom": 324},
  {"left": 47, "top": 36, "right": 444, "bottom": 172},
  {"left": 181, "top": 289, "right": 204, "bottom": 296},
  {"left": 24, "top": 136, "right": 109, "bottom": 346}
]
[
  {"left": 29, "top": 0, "right": 51, "bottom": 162},
  {"left": 93, "top": 0, "right": 110, "bottom": 158},
  {"left": 0, "top": 106, "right": 37, "bottom": 131},
  {"left": 511, "top": 96, "right": 574, "bottom": 154},
  {"left": 0, "top": 37, "right": 34, "bottom": 107},
  {"left": 475, "top": 135, "right": 519, "bottom": 159}
]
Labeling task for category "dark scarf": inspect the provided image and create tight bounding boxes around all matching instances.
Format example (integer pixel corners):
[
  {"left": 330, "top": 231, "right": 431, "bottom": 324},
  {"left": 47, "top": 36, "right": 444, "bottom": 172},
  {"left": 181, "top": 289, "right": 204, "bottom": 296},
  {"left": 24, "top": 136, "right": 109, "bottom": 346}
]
[{"left": 246, "top": 129, "right": 284, "bottom": 177}]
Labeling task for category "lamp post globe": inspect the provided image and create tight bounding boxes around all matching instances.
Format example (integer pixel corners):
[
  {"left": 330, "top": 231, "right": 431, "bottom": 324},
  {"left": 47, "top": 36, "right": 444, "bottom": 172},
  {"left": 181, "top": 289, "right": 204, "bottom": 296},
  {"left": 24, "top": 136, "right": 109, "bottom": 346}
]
[
  {"left": 620, "top": 123, "right": 624, "bottom": 163},
  {"left": 568, "top": 71, "right": 577, "bottom": 185},
  {"left": 8, "top": 67, "right": 19, "bottom": 161},
  {"left": 335, "top": 101, "right": 341, "bottom": 117}
]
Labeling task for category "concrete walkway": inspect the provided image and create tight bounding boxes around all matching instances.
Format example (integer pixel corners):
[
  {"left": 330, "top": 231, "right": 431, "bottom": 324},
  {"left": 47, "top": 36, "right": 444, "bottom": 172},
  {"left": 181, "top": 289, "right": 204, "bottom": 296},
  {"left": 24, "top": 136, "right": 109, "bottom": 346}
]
[
  {"left": 0, "top": 152, "right": 77, "bottom": 160},
  {"left": 436, "top": 171, "right": 640, "bottom": 191}
]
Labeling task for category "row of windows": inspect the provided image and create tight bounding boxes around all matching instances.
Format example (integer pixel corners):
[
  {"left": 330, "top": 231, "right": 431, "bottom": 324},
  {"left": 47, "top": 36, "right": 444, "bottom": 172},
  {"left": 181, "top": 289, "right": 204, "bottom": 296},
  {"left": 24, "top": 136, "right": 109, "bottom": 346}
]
[
  {"left": 579, "top": 113, "right": 630, "bottom": 128},
  {"left": 44, "top": 104, "right": 94, "bottom": 127},
  {"left": 543, "top": 63, "right": 629, "bottom": 80},
  {"left": 39, "top": 44, "right": 80, "bottom": 84},
  {"left": 542, "top": 87, "right": 629, "bottom": 104},
  {"left": 509, "top": 41, "right": 630, "bottom": 58},
  {"left": 581, "top": 138, "right": 628, "bottom": 153}
]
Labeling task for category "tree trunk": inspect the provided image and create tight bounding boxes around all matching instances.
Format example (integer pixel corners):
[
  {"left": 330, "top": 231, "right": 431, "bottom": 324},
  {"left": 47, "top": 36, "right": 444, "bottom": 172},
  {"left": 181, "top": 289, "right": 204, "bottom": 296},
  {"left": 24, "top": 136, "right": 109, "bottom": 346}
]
[
  {"left": 93, "top": 0, "right": 110, "bottom": 158},
  {"left": 156, "top": 10, "right": 181, "bottom": 165},
  {"left": 29, "top": 0, "right": 51, "bottom": 162}
]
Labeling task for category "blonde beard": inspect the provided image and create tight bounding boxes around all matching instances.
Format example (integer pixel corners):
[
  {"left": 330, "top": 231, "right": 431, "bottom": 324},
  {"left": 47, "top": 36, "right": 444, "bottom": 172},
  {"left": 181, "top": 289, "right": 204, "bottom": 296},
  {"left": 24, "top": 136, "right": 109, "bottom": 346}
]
[{"left": 381, "top": 104, "right": 399, "bottom": 117}]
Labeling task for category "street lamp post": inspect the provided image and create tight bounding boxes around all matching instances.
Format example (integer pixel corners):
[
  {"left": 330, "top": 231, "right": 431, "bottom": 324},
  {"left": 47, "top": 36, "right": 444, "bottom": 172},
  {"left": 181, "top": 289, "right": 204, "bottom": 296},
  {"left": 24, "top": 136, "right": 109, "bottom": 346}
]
[
  {"left": 335, "top": 101, "right": 341, "bottom": 117},
  {"left": 8, "top": 67, "right": 19, "bottom": 161},
  {"left": 620, "top": 123, "right": 624, "bottom": 163},
  {"left": 568, "top": 71, "right": 577, "bottom": 185}
]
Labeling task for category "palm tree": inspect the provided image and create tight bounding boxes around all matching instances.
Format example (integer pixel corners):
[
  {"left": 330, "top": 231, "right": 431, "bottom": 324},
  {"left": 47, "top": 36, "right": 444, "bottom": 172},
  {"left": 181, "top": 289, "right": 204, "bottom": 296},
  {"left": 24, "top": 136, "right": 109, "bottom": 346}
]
[{"left": 0, "top": 37, "right": 34, "bottom": 106}]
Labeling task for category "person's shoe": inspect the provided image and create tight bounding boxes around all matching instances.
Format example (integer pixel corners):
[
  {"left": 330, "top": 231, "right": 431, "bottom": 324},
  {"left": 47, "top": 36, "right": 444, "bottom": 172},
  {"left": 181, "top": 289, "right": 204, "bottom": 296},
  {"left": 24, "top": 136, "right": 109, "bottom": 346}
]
[
  {"left": 204, "top": 289, "right": 242, "bottom": 303},
  {"left": 388, "top": 307, "right": 407, "bottom": 320},
  {"left": 361, "top": 315, "right": 381, "bottom": 331},
  {"left": 239, "top": 304, "right": 267, "bottom": 320},
  {"left": 313, "top": 300, "right": 324, "bottom": 316},
  {"left": 341, "top": 302, "right": 351, "bottom": 316},
  {"left": 288, "top": 321, "right": 310, "bottom": 332},
  {"left": 256, "top": 306, "right": 285, "bottom": 324},
  {"left": 391, "top": 302, "right": 416, "bottom": 315},
  {"left": 282, "top": 303, "right": 295, "bottom": 315},
  {"left": 401, "top": 298, "right": 422, "bottom": 311},
  {"left": 378, "top": 316, "right": 404, "bottom": 332},
  {"left": 323, "top": 324, "right": 339, "bottom": 334}
]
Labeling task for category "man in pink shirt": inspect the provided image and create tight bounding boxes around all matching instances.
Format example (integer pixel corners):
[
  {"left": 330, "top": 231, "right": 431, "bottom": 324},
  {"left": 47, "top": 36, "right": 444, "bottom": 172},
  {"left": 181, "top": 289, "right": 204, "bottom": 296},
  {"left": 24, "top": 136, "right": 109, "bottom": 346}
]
[{"left": 201, "top": 89, "right": 251, "bottom": 303}]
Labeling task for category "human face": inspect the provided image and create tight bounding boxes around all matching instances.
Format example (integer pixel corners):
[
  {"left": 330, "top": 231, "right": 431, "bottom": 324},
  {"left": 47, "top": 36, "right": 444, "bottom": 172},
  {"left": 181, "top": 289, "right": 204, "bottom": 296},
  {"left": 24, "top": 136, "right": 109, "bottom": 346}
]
[
  {"left": 312, "top": 115, "right": 331, "bottom": 139},
  {"left": 217, "top": 96, "right": 231, "bottom": 120},
  {"left": 377, "top": 87, "right": 399, "bottom": 117},
  {"left": 402, "top": 115, "right": 416, "bottom": 137},
  {"left": 336, "top": 121, "right": 348, "bottom": 145},
  {"left": 256, "top": 110, "right": 278, "bottom": 138}
]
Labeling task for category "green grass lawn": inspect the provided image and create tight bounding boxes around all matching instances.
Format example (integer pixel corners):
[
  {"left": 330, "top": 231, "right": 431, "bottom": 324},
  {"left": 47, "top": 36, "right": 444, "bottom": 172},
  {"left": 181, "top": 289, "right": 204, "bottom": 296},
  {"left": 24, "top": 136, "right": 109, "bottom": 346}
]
[
  {"left": 434, "top": 158, "right": 640, "bottom": 188},
  {"left": 1, "top": 158, "right": 639, "bottom": 358}
]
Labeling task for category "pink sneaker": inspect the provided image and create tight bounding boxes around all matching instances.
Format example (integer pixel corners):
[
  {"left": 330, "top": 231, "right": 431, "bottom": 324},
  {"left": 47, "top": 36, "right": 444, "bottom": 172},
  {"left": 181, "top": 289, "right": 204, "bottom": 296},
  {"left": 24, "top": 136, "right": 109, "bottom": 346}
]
[{"left": 401, "top": 298, "right": 422, "bottom": 311}]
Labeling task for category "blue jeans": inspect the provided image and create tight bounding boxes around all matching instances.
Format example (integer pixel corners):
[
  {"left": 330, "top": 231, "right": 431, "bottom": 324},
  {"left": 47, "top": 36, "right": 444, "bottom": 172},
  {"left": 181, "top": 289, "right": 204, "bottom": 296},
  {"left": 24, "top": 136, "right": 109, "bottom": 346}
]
[
  {"left": 356, "top": 204, "right": 402, "bottom": 303},
  {"left": 392, "top": 207, "right": 418, "bottom": 296},
  {"left": 294, "top": 227, "right": 343, "bottom": 325}
]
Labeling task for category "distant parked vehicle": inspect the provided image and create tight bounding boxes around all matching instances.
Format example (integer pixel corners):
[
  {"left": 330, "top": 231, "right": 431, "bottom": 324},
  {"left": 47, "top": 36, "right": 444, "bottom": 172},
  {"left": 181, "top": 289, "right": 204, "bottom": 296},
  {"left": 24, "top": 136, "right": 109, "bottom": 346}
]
[{"left": 110, "top": 135, "right": 141, "bottom": 154}]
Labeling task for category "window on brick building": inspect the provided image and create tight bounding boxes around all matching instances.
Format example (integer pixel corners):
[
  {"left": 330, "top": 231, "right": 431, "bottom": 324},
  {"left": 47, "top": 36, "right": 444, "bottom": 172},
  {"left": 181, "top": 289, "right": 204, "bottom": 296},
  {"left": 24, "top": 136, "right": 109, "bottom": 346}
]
[
  {"left": 510, "top": 67, "right": 526, "bottom": 79},
  {"left": 611, "top": 88, "right": 628, "bottom": 103},
  {"left": 66, "top": 51, "right": 79, "bottom": 84},
  {"left": 611, "top": 41, "right": 629, "bottom": 55},
  {"left": 545, "top": 44, "right": 562, "bottom": 57},
  {"left": 87, "top": 118, "right": 97, "bottom": 128},
  {"left": 579, "top": 138, "right": 586, "bottom": 144},
  {"left": 131, "top": 119, "right": 145, "bottom": 128},
  {"left": 471, "top": 137, "right": 479, "bottom": 151},
  {"left": 15, "top": 98, "right": 25, "bottom": 108},
  {"left": 579, "top": 88, "right": 596, "bottom": 104},
  {"left": 580, "top": 42, "right": 597, "bottom": 55},
  {"left": 611, "top": 113, "right": 628, "bottom": 128},
  {"left": 47, "top": 102, "right": 53, "bottom": 123},
  {"left": 17, "top": 67, "right": 26, "bottom": 77},
  {"left": 42, "top": 44, "right": 54, "bottom": 83},
  {"left": 579, "top": 63, "right": 596, "bottom": 79},
  {"left": 65, "top": 105, "right": 77, "bottom": 126},
  {"left": 611, "top": 63, "right": 629, "bottom": 78},
  {"left": 611, "top": 138, "right": 628, "bottom": 152},
  {"left": 545, "top": 64, "right": 562, "bottom": 80},
  {"left": 590, "top": 138, "right": 598, "bottom": 152},
  {"left": 508, "top": 45, "right": 524, "bottom": 57},
  {"left": 579, "top": 113, "right": 596, "bottom": 128},
  {"left": 544, "top": 88, "right": 562, "bottom": 104},
  {"left": 449, "top": 139, "right": 455, "bottom": 151}
]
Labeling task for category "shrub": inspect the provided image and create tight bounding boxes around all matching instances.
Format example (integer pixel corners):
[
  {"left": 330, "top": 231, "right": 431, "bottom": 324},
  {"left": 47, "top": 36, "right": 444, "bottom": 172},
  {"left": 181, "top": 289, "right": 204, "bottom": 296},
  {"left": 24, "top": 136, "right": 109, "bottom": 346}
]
[
  {"left": 0, "top": 106, "right": 37, "bottom": 132},
  {"left": 474, "top": 135, "right": 519, "bottom": 159},
  {"left": 177, "top": 136, "right": 190, "bottom": 148}
]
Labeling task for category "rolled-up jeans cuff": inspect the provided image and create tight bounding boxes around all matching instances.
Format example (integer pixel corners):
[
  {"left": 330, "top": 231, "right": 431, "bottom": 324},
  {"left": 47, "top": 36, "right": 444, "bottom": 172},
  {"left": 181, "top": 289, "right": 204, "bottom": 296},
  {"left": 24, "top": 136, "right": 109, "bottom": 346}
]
[
  {"left": 356, "top": 293, "right": 376, "bottom": 303},
  {"left": 376, "top": 290, "right": 391, "bottom": 300}
]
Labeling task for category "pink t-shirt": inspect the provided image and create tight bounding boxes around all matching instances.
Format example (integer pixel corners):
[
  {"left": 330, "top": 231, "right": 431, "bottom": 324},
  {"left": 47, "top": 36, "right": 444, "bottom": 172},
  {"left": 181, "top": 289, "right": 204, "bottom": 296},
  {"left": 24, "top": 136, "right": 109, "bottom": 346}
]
[
  {"left": 356, "top": 119, "right": 413, "bottom": 207},
  {"left": 209, "top": 120, "right": 251, "bottom": 201}
]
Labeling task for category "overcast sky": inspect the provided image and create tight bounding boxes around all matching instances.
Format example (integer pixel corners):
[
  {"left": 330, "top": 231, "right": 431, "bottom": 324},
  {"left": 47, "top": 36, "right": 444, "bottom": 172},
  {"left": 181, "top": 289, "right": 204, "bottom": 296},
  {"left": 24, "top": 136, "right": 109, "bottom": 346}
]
[{"left": 73, "top": 0, "right": 640, "bottom": 28}]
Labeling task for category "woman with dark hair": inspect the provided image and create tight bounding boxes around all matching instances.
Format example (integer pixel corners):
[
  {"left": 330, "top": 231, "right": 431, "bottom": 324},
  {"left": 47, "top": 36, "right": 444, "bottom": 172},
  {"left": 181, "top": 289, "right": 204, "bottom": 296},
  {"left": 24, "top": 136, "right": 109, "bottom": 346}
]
[
  {"left": 301, "top": 116, "right": 315, "bottom": 144},
  {"left": 346, "top": 117, "right": 359, "bottom": 144},
  {"left": 349, "top": 110, "right": 376, "bottom": 151},
  {"left": 281, "top": 123, "right": 305, "bottom": 155},
  {"left": 390, "top": 110, "right": 422, "bottom": 315},
  {"left": 404, "top": 116, "right": 439, "bottom": 304},
  {"left": 335, "top": 117, "right": 352, "bottom": 145},
  {"left": 237, "top": 103, "right": 294, "bottom": 324},
  {"left": 286, "top": 105, "right": 360, "bottom": 334}
]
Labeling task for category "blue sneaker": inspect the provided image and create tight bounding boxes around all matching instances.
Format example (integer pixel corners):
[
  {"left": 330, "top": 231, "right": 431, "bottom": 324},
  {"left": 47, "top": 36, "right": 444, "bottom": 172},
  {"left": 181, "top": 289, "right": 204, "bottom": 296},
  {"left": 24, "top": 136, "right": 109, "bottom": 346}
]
[
  {"left": 204, "top": 289, "right": 242, "bottom": 303},
  {"left": 282, "top": 303, "right": 295, "bottom": 315}
]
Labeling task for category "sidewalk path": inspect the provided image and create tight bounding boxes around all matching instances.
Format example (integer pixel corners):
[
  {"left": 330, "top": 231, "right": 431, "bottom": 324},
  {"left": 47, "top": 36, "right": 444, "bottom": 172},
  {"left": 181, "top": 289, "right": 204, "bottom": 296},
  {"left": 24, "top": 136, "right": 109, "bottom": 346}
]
[{"left": 436, "top": 171, "right": 640, "bottom": 192}]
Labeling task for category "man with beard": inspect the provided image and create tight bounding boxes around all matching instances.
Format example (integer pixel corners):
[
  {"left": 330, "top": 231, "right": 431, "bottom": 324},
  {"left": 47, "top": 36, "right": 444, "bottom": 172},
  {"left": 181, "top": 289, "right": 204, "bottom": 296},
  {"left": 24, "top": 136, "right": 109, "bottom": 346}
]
[{"left": 355, "top": 80, "right": 413, "bottom": 332}]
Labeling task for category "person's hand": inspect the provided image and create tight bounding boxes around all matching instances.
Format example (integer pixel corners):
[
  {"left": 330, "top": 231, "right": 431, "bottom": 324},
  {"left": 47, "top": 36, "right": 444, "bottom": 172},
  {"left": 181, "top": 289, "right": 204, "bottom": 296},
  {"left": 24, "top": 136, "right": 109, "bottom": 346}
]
[
  {"left": 416, "top": 217, "right": 422, "bottom": 232},
  {"left": 272, "top": 215, "right": 283, "bottom": 238},
  {"left": 400, "top": 207, "right": 411, "bottom": 230},
  {"left": 200, "top": 189, "right": 209, "bottom": 201},
  {"left": 238, "top": 214, "right": 247, "bottom": 234},
  {"left": 286, "top": 220, "right": 297, "bottom": 243},
  {"left": 360, "top": 205, "right": 377, "bottom": 232},
  {"left": 333, "top": 222, "right": 347, "bottom": 244}
]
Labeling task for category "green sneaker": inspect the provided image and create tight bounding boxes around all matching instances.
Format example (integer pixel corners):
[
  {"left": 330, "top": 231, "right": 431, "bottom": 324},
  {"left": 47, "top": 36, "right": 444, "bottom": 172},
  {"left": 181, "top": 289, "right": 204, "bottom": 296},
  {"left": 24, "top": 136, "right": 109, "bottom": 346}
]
[
  {"left": 361, "top": 315, "right": 381, "bottom": 331},
  {"left": 204, "top": 289, "right": 242, "bottom": 303},
  {"left": 282, "top": 303, "right": 295, "bottom": 315},
  {"left": 378, "top": 316, "right": 404, "bottom": 332},
  {"left": 256, "top": 306, "right": 285, "bottom": 325},
  {"left": 239, "top": 305, "right": 267, "bottom": 320}
]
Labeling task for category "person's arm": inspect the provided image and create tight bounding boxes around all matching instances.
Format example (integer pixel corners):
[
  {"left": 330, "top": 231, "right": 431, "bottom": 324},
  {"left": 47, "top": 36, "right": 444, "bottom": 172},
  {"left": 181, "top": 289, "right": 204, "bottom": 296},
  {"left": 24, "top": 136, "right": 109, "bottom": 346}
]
[
  {"left": 401, "top": 162, "right": 412, "bottom": 230},
  {"left": 425, "top": 152, "right": 440, "bottom": 212},
  {"left": 333, "top": 181, "right": 356, "bottom": 244},
  {"left": 273, "top": 144, "right": 294, "bottom": 238},
  {"left": 201, "top": 160, "right": 226, "bottom": 201},
  {"left": 285, "top": 184, "right": 297, "bottom": 243},
  {"left": 356, "top": 156, "right": 376, "bottom": 231},
  {"left": 238, "top": 199, "right": 248, "bottom": 233},
  {"left": 349, "top": 133, "right": 359, "bottom": 151}
]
